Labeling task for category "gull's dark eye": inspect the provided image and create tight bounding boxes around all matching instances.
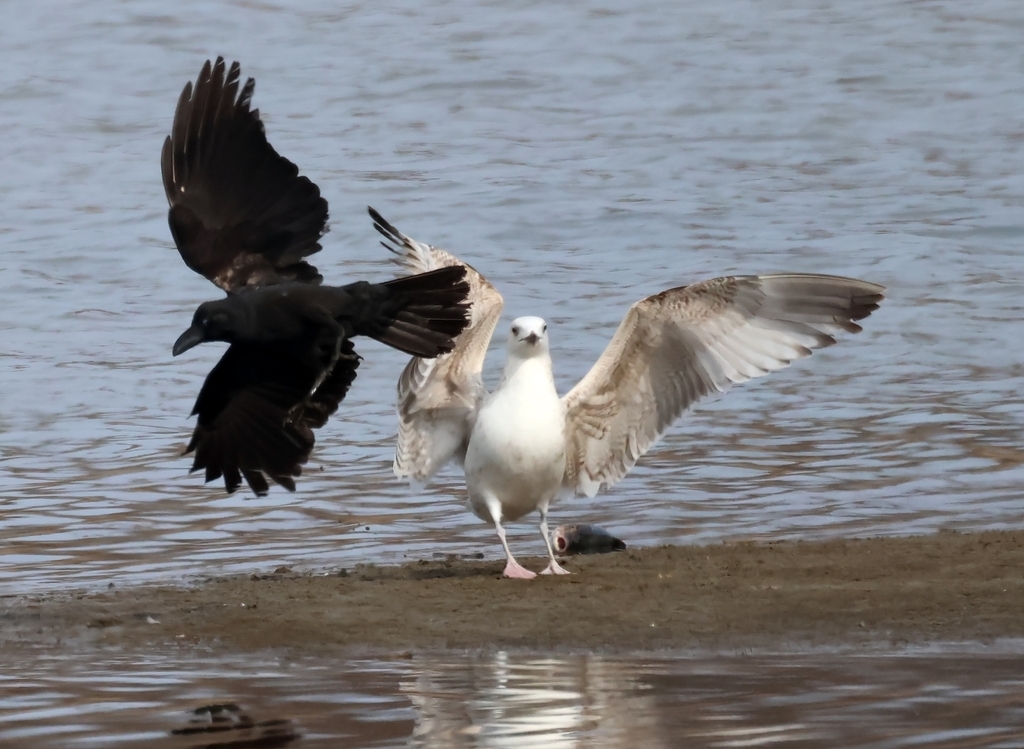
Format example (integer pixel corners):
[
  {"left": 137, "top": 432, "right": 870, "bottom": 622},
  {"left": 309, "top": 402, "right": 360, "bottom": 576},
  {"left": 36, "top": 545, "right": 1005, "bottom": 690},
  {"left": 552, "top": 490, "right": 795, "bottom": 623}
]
[
  {"left": 542, "top": 323, "right": 547, "bottom": 333},
  {"left": 512, "top": 326, "right": 519, "bottom": 336}
]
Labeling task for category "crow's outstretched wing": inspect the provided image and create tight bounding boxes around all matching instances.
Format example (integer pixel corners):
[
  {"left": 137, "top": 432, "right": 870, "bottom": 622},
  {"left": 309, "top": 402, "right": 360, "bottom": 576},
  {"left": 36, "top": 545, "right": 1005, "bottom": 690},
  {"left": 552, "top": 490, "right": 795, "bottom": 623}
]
[{"left": 162, "top": 57, "right": 328, "bottom": 292}]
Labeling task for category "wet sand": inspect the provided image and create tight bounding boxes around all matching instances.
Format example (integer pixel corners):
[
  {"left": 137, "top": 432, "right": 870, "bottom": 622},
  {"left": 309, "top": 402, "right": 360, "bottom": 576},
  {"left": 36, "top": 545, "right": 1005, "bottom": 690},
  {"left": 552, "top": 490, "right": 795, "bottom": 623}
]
[{"left": 4, "top": 530, "right": 1023, "bottom": 654}]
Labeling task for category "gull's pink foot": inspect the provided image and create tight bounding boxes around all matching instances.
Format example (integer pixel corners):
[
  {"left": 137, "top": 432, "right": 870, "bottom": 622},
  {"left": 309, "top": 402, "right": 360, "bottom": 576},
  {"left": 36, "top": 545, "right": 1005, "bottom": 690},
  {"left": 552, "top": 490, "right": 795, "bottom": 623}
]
[
  {"left": 540, "top": 560, "right": 570, "bottom": 575},
  {"left": 503, "top": 559, "right": 537, "bottom": 579}
]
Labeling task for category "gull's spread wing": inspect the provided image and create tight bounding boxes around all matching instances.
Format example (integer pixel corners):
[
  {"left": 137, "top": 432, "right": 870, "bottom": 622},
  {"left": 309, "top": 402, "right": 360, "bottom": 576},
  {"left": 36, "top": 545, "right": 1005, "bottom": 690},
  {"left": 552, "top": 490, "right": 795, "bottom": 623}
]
[
  {"left": 369, "top": 208, "right": 504, "bottom": 481},
  {"left": 562, "top": 274, "right": 885, "bottom": 497}
]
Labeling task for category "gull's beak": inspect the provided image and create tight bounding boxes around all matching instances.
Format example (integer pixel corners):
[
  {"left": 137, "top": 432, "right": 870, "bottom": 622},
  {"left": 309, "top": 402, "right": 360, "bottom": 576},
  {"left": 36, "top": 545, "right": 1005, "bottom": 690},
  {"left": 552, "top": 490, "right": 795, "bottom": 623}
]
[
  {"left": 525, "top": 332, "right": 539, "bottom": 345},
  {"left": 172, "top": 325, "right": 205, "bottom": 356}
]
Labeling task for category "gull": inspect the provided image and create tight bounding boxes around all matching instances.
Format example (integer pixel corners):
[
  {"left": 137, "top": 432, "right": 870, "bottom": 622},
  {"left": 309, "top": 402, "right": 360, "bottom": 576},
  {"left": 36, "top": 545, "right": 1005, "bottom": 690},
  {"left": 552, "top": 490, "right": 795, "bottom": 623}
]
[
  {"left": 370, "top": 208, "right": 885, "bottom": 579},
  {"left": 162, "top": 59, "right": 470, "bottom": 496}
]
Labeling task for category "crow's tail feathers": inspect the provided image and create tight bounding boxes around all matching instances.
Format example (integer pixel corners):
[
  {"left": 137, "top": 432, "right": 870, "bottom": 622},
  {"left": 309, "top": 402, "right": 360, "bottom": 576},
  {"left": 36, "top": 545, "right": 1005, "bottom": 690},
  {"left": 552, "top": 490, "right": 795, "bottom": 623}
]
[{"left": 371, "top": 266, "right": 470, "bottom": 357}]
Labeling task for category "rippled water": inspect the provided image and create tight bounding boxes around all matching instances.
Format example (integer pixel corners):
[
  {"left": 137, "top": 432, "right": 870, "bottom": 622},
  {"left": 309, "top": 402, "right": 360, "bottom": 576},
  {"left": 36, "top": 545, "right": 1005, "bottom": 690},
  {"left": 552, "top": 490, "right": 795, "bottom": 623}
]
[
  {"left": 5, "top": 0, "right": 1024, "bottom": 593},
  {"left": 2, "top": 646, "right": 1024, "bottom": 748}
]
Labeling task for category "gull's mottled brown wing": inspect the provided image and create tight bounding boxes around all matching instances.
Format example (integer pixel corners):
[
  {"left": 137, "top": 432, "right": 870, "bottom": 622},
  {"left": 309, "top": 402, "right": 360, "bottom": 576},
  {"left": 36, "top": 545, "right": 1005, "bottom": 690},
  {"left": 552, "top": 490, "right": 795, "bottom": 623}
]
[
  {"left": 162, "top": 57, "right": 328, "bottom": 292},
  {"left": 369, "top": 208, "right": 504, "bottom": 482},
  {"left": 562, "top": 274, "right": 885, "bottom": 497}
]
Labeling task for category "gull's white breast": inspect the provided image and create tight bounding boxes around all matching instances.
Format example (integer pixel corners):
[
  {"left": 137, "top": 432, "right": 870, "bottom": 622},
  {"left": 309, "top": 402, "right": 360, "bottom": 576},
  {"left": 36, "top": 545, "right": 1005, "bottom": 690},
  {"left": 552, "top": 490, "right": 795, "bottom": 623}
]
[{"left": 464, "top": 357, "right": 567, "bottom": 523}]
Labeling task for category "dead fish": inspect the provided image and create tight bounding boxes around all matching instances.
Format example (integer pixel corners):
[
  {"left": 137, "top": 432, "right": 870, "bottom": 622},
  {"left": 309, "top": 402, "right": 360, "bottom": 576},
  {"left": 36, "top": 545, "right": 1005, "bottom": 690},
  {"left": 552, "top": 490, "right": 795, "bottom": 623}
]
[{"left": 552, "top": 524, "right": 626, "bottom": 556}]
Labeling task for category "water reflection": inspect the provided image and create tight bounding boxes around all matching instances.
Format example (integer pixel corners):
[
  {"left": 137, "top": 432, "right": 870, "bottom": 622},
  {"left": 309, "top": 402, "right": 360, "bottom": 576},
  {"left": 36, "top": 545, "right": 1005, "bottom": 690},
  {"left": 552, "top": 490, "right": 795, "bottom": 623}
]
[
  {"left": 2, "top": 647, "right": 1024, "bottom": 748},
  {"left": 405, "top": 653, "right": 669, "bottom": 748},
  {"left": 403, "top": 650, "right": 1024, "bottom": 748}
]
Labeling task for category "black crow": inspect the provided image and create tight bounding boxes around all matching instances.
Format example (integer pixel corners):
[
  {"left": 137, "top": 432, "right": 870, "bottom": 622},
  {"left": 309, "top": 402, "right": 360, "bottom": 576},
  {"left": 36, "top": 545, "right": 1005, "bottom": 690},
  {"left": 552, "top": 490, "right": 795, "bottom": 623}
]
[{"left": 162, "top": 58, "right": 470, "bottom": 496}]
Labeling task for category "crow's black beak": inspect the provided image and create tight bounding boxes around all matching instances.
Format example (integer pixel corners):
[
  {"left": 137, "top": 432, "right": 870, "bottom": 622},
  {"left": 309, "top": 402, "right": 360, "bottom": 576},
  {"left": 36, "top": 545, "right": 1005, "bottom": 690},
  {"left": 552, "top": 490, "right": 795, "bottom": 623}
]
[
  {"left": 525, "top": 332, "right": 539, "bottom": 345},
  {"left": 172, "top": 325, "right": 205, "bottom": 356}
]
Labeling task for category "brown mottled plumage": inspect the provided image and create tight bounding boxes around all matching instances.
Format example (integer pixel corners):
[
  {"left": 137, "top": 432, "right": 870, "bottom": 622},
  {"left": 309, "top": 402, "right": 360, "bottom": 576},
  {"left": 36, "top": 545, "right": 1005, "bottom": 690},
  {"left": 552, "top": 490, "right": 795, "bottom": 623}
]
[{"left": 372, "top": 209, "right": 884, "bottom": 577}]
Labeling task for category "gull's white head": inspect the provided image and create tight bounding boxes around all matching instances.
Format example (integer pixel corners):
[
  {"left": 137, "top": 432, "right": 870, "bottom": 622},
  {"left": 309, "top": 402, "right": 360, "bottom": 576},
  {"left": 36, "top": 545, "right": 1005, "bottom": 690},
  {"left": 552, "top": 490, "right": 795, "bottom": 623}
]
[{"left": 506, "top": 316, "right": 549, "bottom": 359}]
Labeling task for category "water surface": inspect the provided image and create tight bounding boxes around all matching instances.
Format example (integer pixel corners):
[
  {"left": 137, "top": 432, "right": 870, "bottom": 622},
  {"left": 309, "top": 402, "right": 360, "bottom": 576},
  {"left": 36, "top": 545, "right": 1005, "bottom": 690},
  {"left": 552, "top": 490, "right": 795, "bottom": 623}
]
[
  {"left": 3, "top": 646, "right": 1024, "bottom": 748},
  {"left": 1, "top": 0, "right": 1023, "bottom": 591}
]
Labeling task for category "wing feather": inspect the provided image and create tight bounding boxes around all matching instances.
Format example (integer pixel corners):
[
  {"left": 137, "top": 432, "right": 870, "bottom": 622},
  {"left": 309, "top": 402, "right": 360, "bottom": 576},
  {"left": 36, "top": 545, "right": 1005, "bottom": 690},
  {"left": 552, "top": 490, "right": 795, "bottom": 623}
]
[
  {"left": 185, "top": 338, "right": 359, "bottom": 495},
  {"left": 162, "top": 58, "right": 328, "bottom": 292},
  {"left": 562, "top": 273, "right": 885, "bottom": 497},
  {"left": 368, "top": 208, "right": 504, "bottom": 481}
]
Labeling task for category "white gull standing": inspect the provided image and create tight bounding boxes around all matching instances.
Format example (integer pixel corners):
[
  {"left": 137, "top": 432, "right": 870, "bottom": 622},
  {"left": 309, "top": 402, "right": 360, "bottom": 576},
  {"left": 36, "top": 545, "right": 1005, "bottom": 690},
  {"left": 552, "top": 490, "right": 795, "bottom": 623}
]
[{"left": 368, "top": 208, "right": 885, "bottom": 579}]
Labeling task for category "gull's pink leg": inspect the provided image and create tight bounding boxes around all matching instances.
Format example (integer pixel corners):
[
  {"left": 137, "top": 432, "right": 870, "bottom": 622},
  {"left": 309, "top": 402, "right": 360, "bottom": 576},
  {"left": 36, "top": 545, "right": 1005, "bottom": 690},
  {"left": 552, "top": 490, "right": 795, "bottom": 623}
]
[
  {"left": 495, "top": 521, "right": 536, "bottom": 579},
  {"left": 539, "top": 506, "right": 570, "bottom": 576}
]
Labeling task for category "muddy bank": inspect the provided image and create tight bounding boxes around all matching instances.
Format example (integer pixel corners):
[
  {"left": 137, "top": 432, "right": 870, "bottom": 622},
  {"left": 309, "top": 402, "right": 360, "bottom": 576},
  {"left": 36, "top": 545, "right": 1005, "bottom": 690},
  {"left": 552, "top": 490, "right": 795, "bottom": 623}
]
[{"left": 3, "top": 530, "right": 1023, "bottom": 654}]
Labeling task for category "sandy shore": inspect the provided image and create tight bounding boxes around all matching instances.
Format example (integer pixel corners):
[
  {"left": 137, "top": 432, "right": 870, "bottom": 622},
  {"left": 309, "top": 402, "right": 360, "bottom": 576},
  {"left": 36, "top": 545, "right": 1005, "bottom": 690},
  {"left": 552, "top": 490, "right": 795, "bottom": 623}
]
[{"left": 3, "top": 530, "right": 1023, "bottom": 655}]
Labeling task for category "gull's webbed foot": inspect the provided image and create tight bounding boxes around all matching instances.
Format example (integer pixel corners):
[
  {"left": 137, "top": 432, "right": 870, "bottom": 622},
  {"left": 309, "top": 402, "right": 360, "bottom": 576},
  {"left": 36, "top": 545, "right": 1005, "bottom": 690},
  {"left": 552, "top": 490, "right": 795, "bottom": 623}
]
[
  {"left": 540, "top": 560, "right": 570, "bottom": 576},
  {"left": 502, "top": 559, "right": 537, "bottom": 579}
]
